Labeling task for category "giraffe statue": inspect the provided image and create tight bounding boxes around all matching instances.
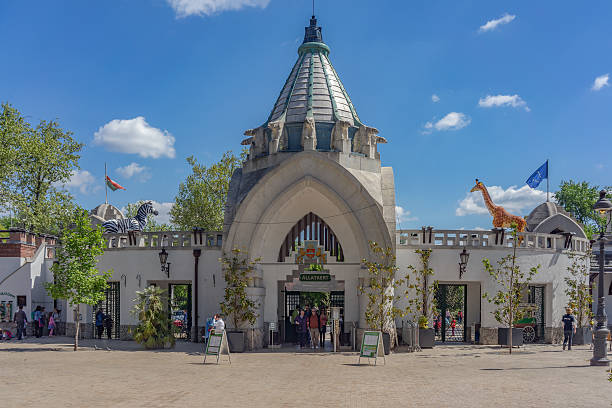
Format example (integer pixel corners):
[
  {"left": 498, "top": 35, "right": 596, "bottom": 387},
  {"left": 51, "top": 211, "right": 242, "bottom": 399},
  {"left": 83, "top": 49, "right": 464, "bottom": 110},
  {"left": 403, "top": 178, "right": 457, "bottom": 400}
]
[{"left": 470, "top": 179, "right": 527, "bottom": 232}]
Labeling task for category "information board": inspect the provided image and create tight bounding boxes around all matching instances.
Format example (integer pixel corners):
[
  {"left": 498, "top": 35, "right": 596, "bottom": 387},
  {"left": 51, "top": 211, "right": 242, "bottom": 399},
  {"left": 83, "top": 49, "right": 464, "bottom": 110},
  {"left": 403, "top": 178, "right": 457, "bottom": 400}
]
[
  {"left": 358, "top": 331, "right": 385, "bottom": 365},
  {"left": 203, "top": 330, "right": 231, "bottom": 365}
]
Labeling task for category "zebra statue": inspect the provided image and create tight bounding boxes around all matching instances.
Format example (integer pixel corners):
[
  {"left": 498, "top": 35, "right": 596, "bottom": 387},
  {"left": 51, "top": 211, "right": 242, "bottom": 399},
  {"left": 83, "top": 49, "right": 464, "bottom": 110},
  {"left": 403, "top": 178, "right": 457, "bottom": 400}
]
[{"left": 102, "top": 201, "right": 159, "bottom": 233}]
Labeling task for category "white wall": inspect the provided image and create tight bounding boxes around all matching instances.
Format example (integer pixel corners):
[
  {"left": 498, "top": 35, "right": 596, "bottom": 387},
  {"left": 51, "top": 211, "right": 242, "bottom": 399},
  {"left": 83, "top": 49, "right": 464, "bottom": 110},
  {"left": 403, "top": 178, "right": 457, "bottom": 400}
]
[{"left": 396, "top": 246, "right": 575, "bottom": 329}]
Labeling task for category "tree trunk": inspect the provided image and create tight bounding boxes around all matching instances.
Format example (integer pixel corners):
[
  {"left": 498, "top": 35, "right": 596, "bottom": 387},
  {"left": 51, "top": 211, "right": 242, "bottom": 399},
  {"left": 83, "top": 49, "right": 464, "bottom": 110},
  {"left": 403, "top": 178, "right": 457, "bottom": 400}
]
[{"left": 74, "top": 305, "right": 79, "bottom": 351}]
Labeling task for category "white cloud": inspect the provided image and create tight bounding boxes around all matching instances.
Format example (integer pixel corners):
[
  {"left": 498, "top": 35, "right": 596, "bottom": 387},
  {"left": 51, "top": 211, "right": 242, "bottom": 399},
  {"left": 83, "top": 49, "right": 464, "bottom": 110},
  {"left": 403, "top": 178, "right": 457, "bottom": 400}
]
[
  {"left": 456, "top": 184, "right": 546, "bottom": 216},
  {"left": 121, "top": 201, "right": 174, "bottom": 225},
  {"left": 59, "top": 170, "right": 100, "bottom": 195},
  {"left": 431, "top": 94, "right": 440, "bottom": 103},
  {"left": 479, "top": 13, "right": 516, "bottom": 33},
  {"left": 478, "top": 94, "right": 530, "bottom": 111},
  {"left": 591, "top": 73, "right": 609, "bottom": 91},
  {"left": 94, "top": 117, "right": 176, "bottom": 159},
  {"left": 167, "top": 0, "right": 270, "bottom": 17},
  {"left": 116, "top": 162, "right": 151, "bottom": 182},
  {"left": 424, "top": 112, "right": 471, "bottom": 133},
  {"left": 395, "top": 206, "right": 418, "bottom": 223}
]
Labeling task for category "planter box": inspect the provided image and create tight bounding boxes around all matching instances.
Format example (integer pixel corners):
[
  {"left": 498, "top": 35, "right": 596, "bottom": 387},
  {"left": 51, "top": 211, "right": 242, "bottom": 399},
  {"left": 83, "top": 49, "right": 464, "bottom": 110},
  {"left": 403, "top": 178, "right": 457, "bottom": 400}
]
[
  {"left": 226, "top": 331, "right": 245, "bottom": 353},
  {"left": 572, "top": 327, "right": 592, "bottom": 345},
  {"left": 498, "top": 328, "right": 524, "bottom": 347},
  {"left": 382, "top": 332, "right": 391, "bottom": 355},
  {"left": 419, "top": 328, "right": 435, "bottom": 348}
]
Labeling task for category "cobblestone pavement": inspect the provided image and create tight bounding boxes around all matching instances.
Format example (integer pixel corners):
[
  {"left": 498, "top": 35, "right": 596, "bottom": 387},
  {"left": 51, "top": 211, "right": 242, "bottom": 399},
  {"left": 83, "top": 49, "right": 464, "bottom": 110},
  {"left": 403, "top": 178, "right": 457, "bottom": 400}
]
[{"left": 0, "top": 337, "right": 610, "bottom": 407}]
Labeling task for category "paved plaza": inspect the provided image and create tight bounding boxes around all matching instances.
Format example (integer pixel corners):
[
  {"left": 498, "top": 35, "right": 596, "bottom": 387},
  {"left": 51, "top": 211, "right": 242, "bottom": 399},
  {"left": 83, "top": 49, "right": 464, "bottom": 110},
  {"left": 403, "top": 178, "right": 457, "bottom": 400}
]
[{"left": 1, "top": 337, "right": 610, "bottom": 407}]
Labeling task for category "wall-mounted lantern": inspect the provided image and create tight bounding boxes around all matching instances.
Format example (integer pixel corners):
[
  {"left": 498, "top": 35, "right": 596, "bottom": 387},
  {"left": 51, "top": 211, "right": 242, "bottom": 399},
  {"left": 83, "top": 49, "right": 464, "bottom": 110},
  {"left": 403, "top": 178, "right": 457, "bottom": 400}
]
[
  {"left": 159, "top": 248, "right": 171, "bottom": 279},
  {"left": 458, "top": 248, "right": 470, "bottom": 279}
]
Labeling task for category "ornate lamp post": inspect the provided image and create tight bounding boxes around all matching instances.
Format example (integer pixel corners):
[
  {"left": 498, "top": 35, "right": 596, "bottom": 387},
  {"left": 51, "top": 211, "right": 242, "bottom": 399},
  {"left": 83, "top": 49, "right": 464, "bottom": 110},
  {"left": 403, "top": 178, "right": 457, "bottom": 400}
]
[
  {"left": 159, "top": 248, "right": 171, "bottom": 279},
  {"left": 459, "top": 248, "right": 470, "bottom": 279},
  {"left": 591, "top": 190, "right": 611, "bottom": 367}
]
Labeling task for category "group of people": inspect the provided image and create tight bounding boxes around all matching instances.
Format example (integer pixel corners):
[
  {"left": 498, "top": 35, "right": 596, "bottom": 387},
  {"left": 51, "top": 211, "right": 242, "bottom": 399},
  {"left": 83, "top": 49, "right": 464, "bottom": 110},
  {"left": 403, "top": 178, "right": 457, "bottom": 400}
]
[
  {"left": 1, "top": 305, "right": 60, "bottom": 341},
  {"left": 433, "top": 310, "right": 463, "bottom": 337},
  {"left": 95, "top": 309, "right": 114, "bottom": 340},
  {"left": 293, "top": 306, "right": 328, "bottom": 349},
  {"left": 203, "top": 313, "right": 225, "bottom": 344}
]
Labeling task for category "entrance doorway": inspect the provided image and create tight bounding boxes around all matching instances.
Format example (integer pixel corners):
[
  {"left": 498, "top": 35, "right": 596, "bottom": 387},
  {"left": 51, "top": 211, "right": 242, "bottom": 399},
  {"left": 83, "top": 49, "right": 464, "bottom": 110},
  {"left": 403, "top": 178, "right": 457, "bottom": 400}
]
[
  {"left": 434, "top": 284, "right": 467, "bottom": 342},
  {"left": 168, "top": 284, "right": 192, "bottom": 340},
  {"left": 283, "top": 290, "right": 344, "bottom": 347},
  {"left": 92, "top": 281, "right": 120, "bottom": 339}
]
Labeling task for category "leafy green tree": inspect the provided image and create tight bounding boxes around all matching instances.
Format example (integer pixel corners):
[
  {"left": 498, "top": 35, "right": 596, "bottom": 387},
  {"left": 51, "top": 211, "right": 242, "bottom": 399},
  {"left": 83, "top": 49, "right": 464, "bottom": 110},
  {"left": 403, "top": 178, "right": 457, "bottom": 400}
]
[
  {"left": 0, "top": 103, "right": 27, "bottom": 204},
  {"left": 405, "top": 249, "right": 437, "bottom": 329},
  {"left": 554, "top": 180, "right": 611, "bottom": 239},
  {"left": 219, "top": 248, "right": 260, "bottom": 330},
  {"left": 359, "top": 241, "right": 404, "bottom": 346},
  {"left": 564, "top": 250, "right": 594, "bottom": 328},
  {"left": 124, "top": 201, "right": 173, "bottom": 232},
  {"left": 132, "top": 286, "right": 176, "bottom": 349},
  {"left": 170, "top": 150, "right": 244, "bottom": 231},
  {"left": 482, "top": 224, "right": 540, "bottom": 354},
  {"left": 0, "top": 105, "right": 82, "bottom": 234},
  {"left": 45, "top": 209, "right": 111, "bottom": 351}
]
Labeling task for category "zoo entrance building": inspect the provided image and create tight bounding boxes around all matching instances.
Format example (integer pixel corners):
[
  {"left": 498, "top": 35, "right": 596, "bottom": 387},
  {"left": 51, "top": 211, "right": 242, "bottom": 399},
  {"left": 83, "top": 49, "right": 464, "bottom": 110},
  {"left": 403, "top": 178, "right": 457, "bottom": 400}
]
[{"left": 0, "top": 17, "right": 599, "bottom": 349}]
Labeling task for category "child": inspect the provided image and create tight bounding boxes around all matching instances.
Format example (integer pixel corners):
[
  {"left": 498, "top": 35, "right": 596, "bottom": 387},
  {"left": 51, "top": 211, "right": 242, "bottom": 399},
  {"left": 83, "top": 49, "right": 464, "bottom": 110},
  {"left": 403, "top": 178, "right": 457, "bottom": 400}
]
[
  {"left": 48, "top": 312, "right": 56, "bottom": 336},
  {"left": 451, "top": 318, "right": 457, "bottom": 337}
]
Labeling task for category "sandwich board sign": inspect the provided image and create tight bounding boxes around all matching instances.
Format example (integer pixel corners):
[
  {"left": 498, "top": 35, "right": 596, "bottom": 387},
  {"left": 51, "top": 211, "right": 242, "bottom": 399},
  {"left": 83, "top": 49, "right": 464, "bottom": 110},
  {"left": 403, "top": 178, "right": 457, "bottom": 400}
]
[
  {"left": 204, "top": 330, "right": 231, "bottom": 365},
  {"left": 358, "top": 331, "right": 385, "bottom": 365}
]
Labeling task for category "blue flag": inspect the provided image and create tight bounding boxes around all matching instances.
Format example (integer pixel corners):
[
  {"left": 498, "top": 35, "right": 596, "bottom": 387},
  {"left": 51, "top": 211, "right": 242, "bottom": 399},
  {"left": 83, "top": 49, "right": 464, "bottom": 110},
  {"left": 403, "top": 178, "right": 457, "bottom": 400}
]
[{"left": 526, "top": 160, "right": 548, "bottom": 188}]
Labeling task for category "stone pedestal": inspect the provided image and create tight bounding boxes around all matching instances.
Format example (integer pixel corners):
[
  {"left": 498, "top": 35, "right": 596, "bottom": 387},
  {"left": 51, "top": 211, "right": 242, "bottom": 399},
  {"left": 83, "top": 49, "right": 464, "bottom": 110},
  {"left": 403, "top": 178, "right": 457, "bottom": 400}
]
[{"left": 479, "top": 327, "right": 498, "bottom": 345}]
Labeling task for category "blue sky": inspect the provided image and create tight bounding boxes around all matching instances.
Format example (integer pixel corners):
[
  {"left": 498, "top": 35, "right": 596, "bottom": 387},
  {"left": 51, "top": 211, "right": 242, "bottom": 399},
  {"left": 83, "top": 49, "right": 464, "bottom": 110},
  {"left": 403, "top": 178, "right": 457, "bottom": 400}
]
[{"left": 1, "top": 1, "right": 610, "bottom": 229}]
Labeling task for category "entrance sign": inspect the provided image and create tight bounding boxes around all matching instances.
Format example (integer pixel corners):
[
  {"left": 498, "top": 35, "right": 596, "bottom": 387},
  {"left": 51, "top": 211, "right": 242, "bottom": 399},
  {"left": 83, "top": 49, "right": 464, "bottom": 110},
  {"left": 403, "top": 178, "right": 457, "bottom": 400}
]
[
  {"left": 204, "top": 330, "right": 231, "bottom": 365},
  {"left": 358, "top": 331, "right": 385, "bottom": 365},
  {"left": 299, "top": 273, "right": 331, "bottom": 282}
]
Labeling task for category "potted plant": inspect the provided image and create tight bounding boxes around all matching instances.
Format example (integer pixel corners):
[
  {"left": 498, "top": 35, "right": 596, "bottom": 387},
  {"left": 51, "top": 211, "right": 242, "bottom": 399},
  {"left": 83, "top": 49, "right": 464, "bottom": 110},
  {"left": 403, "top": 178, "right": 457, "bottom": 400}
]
[
  {"left": 359, "top": 241, "right": 404, "bottom": 354},
  {"left": 564, "top": 250, "right": 594, "bottom": 345},
  {"left": 406, "top": 248, "right": 437, "bottom": 348},
  {"left": 219, "top": 248, "right": 260, "bottom": 352},
  {"left": 482, "top": 224, "right": 540, "bottom": 353},
  {"left": 131, "top": 286, "right": 176, "bottom": 349}
]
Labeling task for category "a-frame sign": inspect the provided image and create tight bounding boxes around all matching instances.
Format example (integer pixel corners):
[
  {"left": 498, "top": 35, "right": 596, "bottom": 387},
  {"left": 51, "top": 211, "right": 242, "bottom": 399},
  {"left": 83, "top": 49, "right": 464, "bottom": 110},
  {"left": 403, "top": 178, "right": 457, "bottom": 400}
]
[{"left": 203, "top": 330, "right": 231, "bottom": 365}]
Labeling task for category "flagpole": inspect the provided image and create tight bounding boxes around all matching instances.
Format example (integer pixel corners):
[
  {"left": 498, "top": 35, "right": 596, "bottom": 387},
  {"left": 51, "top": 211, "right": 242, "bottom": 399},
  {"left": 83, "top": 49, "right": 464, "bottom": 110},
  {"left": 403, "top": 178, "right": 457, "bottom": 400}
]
[
  {"left": 546, "top": 159, "right": 549, "bottom": 202},
  {"left": 105, "top": 163, "right": 108, "bottom": 205}
]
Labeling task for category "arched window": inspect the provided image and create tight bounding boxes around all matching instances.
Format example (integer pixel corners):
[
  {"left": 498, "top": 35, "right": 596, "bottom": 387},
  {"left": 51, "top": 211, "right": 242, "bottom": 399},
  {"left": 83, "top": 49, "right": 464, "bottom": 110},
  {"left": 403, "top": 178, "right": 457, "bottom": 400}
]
[{"left": 278, "top": 212, "right": 344, "bottom": 262}]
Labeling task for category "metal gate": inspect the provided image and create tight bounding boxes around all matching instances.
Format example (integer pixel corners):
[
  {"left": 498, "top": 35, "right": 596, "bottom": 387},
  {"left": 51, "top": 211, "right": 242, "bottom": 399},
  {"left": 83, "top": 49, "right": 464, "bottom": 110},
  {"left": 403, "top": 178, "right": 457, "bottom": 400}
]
[
  {"left": 93, "top": 281, "right": 120, "bottom": 339},
  {"left": 284, "top": 291, "right": 300, "bottom": 343},
  {"left": 528, "top": 285, "right": 545, "bottom": 340},
  {"left": 168, "top": 284, "right": 192, "bottom": 340},
  {"left": 434, "top": 284, "right": 467, "bottom": 342}
]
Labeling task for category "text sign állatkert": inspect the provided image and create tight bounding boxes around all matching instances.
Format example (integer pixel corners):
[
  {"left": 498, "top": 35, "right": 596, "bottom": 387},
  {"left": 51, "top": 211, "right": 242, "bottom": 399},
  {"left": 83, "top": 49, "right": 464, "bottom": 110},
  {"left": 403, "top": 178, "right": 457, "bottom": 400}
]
[
  {"left": 358, "top": 331, "right": 385, "bottom": 365},
  {"left": 299, "top": 273, "right": 331, "bottom": 282}
]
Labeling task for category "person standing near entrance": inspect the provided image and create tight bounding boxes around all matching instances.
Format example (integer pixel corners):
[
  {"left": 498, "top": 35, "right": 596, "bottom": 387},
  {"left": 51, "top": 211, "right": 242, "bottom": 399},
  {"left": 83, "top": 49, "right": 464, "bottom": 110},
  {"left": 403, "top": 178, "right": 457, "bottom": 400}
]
[
  {"left": 13, "top": 306, "right": 27, "bottom": 340},
  {"left": 294, "top": 309, "right": 308, "bottom": 348},
  {"left": 104, "top": 314, "right": 113, "bottom": 340},
  {"left": 95, "top": 309, "right": 105, "bottom": 339},
  {"left": 308, "top": 307, "right": 320, "bottom": 349},
  {"left": 561, "top": 307, "right": 576, "bottom": 351},
  {"left": 319, "top": 309, "right": 327, "bottom": 348}
]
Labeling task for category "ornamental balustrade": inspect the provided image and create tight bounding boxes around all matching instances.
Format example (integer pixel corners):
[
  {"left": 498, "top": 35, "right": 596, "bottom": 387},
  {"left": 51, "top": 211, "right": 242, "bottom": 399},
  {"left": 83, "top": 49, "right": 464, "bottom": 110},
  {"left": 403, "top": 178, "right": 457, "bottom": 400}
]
[{"left": 397, "top": 229, "right": 590, "bottom": 254}]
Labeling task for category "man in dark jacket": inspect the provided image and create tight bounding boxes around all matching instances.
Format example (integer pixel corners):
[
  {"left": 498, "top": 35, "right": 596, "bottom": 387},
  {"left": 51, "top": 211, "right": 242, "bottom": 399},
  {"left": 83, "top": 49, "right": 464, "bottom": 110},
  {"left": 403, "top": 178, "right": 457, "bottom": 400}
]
[
  {"left": 14, "top": 306, "right": 27, "bottom": 340},
  {"left": 294, "top": 309, "right": 308, "bottom": 349},
  {"left": 561, "top": 307, "right": 576, "bottom": 351}
]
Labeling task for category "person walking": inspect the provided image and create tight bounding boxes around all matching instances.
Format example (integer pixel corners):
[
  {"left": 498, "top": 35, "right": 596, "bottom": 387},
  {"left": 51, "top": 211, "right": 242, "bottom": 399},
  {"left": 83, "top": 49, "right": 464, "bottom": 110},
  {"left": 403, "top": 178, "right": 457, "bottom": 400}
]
[
  {"left": 294, "top": 309, "right": 308, "bottom": 349},
  {"left": 104, "top": 314, "right": 113, "bottom": 340},
  {"left": 48, "top": 312, "right": 56, "bottom": 336},
  {"left": 308, "top": 307, "right": 320, "bottom": 349},
  {"left": 450, "top": 317, "right": 457, "bottom": 338},
  {"left": 33, "top": 306, "right": 42, "bottom": 338},
  {"left": 318, "top": 309, "right": 328, "bottom": 348},
  {"left": 13, "top": 306, "right": 27, "bottom": 340},
  {"left": 561, "top": 307, "right": 576, "bottom": 351},
  {"left": 95, "top": 309, "right": 105, "bottom": 339},
  {"left": 39, "top": 307, "right": 47, "bottom": 337}
]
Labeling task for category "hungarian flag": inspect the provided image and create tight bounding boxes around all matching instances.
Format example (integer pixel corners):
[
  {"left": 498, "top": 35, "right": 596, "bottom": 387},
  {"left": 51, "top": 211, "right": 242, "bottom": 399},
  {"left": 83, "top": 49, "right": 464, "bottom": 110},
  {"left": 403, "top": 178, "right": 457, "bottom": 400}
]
[{"left": 106, "top": 176, "right": 126, "bottom": 191}]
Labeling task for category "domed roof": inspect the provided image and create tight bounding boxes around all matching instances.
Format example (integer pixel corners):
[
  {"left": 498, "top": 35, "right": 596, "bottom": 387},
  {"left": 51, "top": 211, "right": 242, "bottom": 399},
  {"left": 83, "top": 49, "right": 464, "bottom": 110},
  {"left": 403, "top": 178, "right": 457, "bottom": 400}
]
[
  {"left": 267, "top": 16, "right": 362, "bottom": 127},
  {"left": 525, "top": 202, "right": 569, "bottom": 231},
  {"left": 90, "top": 203, "right": 124, "bottom": 227}
]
